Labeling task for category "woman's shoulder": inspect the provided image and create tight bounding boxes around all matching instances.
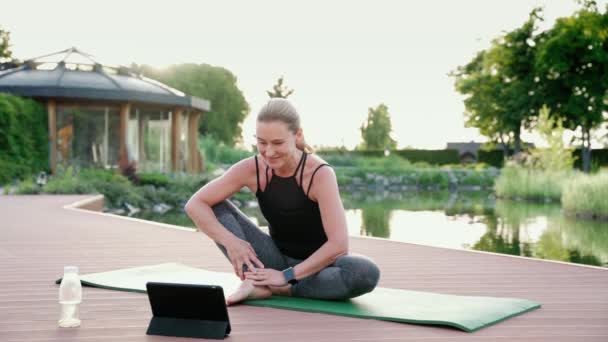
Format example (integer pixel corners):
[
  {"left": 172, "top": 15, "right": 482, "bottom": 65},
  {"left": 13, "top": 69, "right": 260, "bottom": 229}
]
[
  {"left": 307, "top": 153, "right": 331, "bottom": 170},
  {"left": 305, "top": 154, "right": 337, "bottom": 202},
  {"left": 305, "top": 154, "right": 335, "bottom": 181},
  {"left": 227, "top": 155, "right": 258, "bottom": 175}
]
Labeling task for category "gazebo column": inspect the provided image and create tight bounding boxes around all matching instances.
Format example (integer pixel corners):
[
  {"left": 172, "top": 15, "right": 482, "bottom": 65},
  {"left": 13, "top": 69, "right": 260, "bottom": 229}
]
[
  {"left": 171, "top": 108, "right": 182, "bottom": 172},
  {"left": 118, "top": 103, "right": 131, "bottom": 172},
  {"left": 188, "top": 111, "right": 202, "bottom": 173},
  {"left": 47, "top": 100, "right": 57, "bottom": 175},
  {"left": 138, "top": 112, "right": 145, "bottom": 169}
]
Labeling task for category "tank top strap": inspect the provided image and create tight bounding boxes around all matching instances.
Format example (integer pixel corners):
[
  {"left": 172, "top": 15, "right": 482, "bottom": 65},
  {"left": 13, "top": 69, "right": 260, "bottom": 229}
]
[
  {"left": 306, "top": 164, "right": 330, "bottom": 197},
  {"left": 293, "top": 151, "right": 307, "bottom": 178},
  {"left": 254, "top": 155, "right": 261, "bottom": 192},
  {"left": 298, "top": 152, "right": 308, "bottom": 187},
  {"left": 265, "top": 165, "right": 270, "bottom": 186}
]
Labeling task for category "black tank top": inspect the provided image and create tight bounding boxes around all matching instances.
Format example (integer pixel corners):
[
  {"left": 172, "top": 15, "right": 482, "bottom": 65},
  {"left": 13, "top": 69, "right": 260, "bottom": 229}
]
[{"left": 255, "top": 152, "right": 330, "bottom": 259}]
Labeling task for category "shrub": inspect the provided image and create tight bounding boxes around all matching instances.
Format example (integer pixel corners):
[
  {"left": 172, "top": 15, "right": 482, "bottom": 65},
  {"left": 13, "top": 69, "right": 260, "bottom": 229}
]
[
  {"left": 200, "top": 135, "right": 252, "bottom": 166},
  {"left": 137, "top": 173, "right": 170, "bottom": 187},
  {"left": 43, "top": 167, "right": 95, "bottom": 195},
  {"left": 416, "top": 169, "right": 449, "bottom": 188},
  {"left": 40, "top": 167, "right": 144, "bottom": 207},
  {"left": 0, "top": 158, "right": 33, "bottom": 185},
  {"left": 15, "top": 179, "right": 41, "bottom": 194},
  {"left": 526, "top": 106, "right": 576, "bottom": 171}
]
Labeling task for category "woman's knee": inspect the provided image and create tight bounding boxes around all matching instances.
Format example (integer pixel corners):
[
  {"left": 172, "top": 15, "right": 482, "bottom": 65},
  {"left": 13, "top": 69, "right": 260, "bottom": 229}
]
[
  {"left": 211, "top": 200, "right": 246, "bottom": 240},
  {"left": 212, "top": 200, "right": 237, "bottom": 224},
  {"left": 357, "top": 257, "right": 381, "bottom": 293},
  {"left": 336, "top": 255, "right": 381, "bottom": 297},
  {"left": 211, "top": 200, "right": 232, "bottom": 217}
]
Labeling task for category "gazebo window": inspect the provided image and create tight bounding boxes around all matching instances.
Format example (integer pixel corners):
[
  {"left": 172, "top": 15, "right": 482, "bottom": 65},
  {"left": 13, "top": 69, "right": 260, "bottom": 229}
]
[
  {"left": 137, "top": 108, "right": 172, "bottom": 173},
  {"left": 56, "top": 105, "right": 120, "bottom": 169}
]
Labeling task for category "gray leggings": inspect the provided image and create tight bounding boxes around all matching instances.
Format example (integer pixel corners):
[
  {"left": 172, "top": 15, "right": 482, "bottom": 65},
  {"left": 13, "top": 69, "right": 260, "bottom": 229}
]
[{"left": 211, "top": 200, "right": 381, "bottom": 300}]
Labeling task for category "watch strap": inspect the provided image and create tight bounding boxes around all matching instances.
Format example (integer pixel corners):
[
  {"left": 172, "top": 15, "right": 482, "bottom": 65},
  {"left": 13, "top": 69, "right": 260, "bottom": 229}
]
[{"left": 282, "top": 267, "right": 298, "bottom": 285}]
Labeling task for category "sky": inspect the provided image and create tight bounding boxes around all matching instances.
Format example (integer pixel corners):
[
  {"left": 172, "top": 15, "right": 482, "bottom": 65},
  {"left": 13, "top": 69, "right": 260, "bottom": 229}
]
[{"left": 2, "top": 0, "right": 605, "bottom": 149}]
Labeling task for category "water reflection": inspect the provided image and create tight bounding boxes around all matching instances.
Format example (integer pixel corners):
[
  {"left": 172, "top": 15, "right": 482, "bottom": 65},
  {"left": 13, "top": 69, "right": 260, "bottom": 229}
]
[
  {"left": 360, "top": 205, "right": 392, "bottom": 238},
  {"left": 344, "top": 191, "right": 607, "bottom": 267},
  {"left": 130, "top": 191, "right": 608, "bottom": 268}
]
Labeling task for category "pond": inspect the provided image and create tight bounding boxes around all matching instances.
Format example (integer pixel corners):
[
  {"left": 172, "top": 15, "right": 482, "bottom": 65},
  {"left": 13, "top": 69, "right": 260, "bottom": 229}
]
[{"left": 129, "top": 191, "right": 608, "bottom": 268}]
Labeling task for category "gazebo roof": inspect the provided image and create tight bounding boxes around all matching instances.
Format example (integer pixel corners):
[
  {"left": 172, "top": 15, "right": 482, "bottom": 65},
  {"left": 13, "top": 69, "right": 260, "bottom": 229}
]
[{"left": 0, "top": 47, "right": 210, "bottom": 111}]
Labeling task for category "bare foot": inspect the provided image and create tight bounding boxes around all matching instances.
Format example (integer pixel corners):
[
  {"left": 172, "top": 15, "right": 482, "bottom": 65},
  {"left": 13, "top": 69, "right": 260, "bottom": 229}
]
[
  {"left": 269, "top": 285, "right": 292, "bottom": 297},
  {"left": 226, "top": 279, "right": 272, "bottom": 306}
]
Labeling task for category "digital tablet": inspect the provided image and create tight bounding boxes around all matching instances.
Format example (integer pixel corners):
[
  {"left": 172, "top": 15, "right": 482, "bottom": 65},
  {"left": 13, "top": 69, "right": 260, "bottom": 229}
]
[{"left": 145, "top": 282, "right": 231, "bottom": 339}]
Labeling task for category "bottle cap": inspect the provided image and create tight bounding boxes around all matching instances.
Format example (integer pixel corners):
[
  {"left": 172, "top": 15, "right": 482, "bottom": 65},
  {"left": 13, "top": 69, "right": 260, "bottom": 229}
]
[{"left": 64, "top": 266, "right": 79, "bottom": 274}]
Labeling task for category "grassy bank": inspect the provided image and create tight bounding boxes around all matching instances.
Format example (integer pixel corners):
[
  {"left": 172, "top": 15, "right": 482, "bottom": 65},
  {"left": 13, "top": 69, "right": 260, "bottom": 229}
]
[
  {"left": 323, "top": 154, "right": 497, "bottom": 190},
  {"left": 198, "top": 141, "right": 498, "bottom": 190},
  {"left": 562, "top": 171, "right": 608, "bottom": 220},
  {"left": 495, "top": 165, "right": 608, "bottom": 220},
  {"left": 494, "top": 166, "right": 571, "bottom": 202}
]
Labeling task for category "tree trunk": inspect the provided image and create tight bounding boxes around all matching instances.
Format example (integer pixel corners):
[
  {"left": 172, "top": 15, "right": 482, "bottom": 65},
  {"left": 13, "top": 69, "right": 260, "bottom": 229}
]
[
  {"left": 581, "top": 126, "right": 591, "bottom": 173},
  {"left": 513, "top": 128, "right": 521, "bottom": 155},
  {"left": 498, "top": 135, "right": 509, "bottom": 158}
]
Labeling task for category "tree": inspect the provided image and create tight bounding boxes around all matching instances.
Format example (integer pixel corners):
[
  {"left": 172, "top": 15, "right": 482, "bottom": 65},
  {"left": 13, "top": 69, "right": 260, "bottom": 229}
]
[
  {"left": 359, "top": 103, "right": 397, "bottom": 150},
  {"left": 453, "top": 51, "right": 514, "bottom": 156},
  {"left": 140, "top": 63, "right": 249, "bottom": 146},
  {"left": 534, "top": 3, "right": 608, "bottom": 172},
  {"left": 527, "top": 106, "right": 577, "bottom": 171},
  {"left": 452, "top": 8, "right": 543, "bottom": 156},
  {"left": 0, "top": 26, "right": 12, "bottom": 62},
  {"left": 266, "top": 76, "right": 294, "bottom": 98}
]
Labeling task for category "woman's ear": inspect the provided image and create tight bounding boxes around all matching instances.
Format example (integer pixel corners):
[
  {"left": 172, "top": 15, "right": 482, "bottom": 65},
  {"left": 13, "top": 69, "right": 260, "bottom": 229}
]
[{"left": 295, "top": 128, "right": 304, "bottom": 150}]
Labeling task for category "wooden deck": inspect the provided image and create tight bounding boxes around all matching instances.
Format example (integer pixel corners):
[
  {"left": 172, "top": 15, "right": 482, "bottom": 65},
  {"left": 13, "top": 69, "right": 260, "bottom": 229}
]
[{"left": 1, "top": 195, "right": 607, "bottom": 342}]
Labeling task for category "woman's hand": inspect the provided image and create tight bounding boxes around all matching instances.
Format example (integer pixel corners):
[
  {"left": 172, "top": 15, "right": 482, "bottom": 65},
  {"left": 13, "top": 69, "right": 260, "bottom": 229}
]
[
  {"left": 244, "top": 268, "right": 287, "bottom": 287},
  {"left": 224, "top": 237, "right": 264, "bottom": 280}
]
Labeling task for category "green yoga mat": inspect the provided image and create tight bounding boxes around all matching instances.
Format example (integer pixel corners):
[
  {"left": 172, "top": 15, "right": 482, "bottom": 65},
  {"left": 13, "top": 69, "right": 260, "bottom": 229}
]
[{"left": 55, "top": 263, "right": 540, "bottom": 332}]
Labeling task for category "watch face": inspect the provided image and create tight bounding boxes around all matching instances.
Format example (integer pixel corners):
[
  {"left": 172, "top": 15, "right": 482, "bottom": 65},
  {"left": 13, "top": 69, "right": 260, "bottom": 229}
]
[{"left": 283, "top": 267, "right": 296, "bottom": 284}]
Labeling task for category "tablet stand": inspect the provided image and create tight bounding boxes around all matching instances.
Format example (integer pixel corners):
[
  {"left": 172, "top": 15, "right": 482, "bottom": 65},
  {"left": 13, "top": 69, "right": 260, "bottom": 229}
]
[{"left": 146, "top": 316, "right": 230, "bottom": 339}]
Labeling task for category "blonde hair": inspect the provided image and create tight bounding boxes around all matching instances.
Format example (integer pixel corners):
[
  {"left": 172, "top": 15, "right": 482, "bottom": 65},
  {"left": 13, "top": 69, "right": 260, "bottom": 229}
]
[{"left": 257, "top": 98, "right": 314, "bottom": 153}]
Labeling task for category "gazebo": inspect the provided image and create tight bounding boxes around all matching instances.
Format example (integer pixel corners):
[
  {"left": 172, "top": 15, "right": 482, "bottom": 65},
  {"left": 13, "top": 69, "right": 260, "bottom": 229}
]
[{"left": 0, "top": 47, "right": 210, "bottom": 174}]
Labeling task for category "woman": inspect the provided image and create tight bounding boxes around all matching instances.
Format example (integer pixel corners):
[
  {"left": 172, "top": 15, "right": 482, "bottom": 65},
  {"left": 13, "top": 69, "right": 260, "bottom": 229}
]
[{"left": 185, "top": 98, "right": 380, "bottom": 305}]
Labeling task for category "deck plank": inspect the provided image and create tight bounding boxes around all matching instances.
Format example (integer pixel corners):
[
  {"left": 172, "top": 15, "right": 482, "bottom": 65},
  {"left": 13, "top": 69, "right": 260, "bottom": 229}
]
[{"left": 1, "top": 195, "right": 607, "bottom": 342}]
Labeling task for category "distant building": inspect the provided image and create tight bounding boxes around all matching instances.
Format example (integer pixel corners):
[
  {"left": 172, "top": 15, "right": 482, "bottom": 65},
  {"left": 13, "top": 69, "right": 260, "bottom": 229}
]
[
  {"left": 447, "top": 141, "right": 535, "bottom": 163},
  {"left": 0, "top": 47, "right": 210, "bottom": 174},
  {"left": 446, "top": 142, "right": 481, "bottom": 164}
]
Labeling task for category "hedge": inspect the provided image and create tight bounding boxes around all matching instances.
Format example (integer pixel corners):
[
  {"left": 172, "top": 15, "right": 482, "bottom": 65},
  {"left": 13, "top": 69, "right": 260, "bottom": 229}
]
[
  {"left": 393, "top": 149, "right": 460, "bottom": 165},
  {"left": 573, "top": 149, "right": 608, "bottom": 170},
  {"left": 478, "top": 150, "right": 505, "bottom": 168},
  {"left": 318, "top": 149, "right": 460, "bottom": 165},
  {"left": 0, "top": 93, "right": 48, "bottom": 184}
]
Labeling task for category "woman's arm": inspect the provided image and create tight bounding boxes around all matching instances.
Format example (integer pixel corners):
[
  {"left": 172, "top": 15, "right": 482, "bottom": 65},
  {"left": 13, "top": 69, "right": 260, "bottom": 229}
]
[
  {"left": 291, "top": 166, "right": 349, "bottom": 279},
  {"left": 184, "top": 157, "right": 264, "bottom": 279}
]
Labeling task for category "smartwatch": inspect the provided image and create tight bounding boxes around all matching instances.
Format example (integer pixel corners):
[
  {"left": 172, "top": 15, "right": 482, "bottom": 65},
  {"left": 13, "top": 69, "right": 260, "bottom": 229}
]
[{"left": 282, "top": 267, "right": 298, "bottom": 285}]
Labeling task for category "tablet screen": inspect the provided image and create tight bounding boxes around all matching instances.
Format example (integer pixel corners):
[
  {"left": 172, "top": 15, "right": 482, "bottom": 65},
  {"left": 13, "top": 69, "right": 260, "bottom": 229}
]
[{"left": 146, "top": 282, "right": 229, "bottom": 322}]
